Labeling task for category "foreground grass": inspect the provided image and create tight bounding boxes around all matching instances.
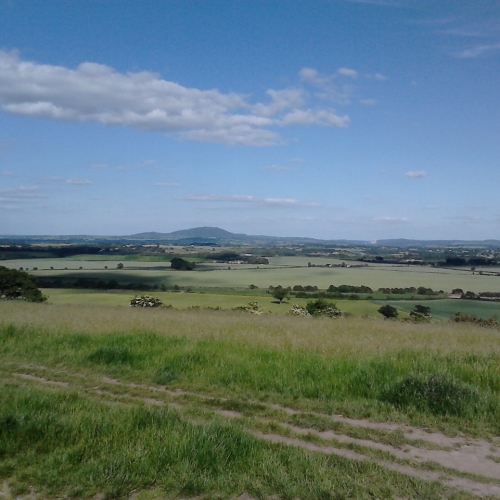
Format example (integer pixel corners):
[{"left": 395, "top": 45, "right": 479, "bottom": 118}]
[
  {"left": 1, "top": 383, "right": 456, "bottom": 500},
  {"left": 1, "top": 301, "right": 499, "bottom": 499}
]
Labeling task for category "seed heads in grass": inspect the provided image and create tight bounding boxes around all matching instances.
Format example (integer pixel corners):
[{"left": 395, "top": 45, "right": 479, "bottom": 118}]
[
  {"left": 379, "top": 372, "right": 485, "bottom": 417},
  {"left": 87, "top": 346, "right": 136, "bottom": 365}
]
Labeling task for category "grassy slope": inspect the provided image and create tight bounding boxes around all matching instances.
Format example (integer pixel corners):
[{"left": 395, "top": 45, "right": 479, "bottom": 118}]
[
  {"left": 1, "top": 301, "right": 499, "bottom": 499},
  {"left": 40, "top": 288, "right": 382, "bottom": 316}
]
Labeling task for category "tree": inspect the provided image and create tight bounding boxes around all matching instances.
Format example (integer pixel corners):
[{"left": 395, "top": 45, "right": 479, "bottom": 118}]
[
  {"left": 412, "top": 304, "right": 431, "bottom": 316},
  {"left": 272, "top": 287, "right": 289, "bottom": 304},
  {"left": 0, "top": 266, "right": 46, "bottom": 302},
  {"left": 117, "top": 262, "right": 124, "bottom": 269},
  {"left": 170, "top": 257, "right": 196, "bottom": 270},
  {"left": 378, "top": 304, "right": 398, "bottom": 319}
]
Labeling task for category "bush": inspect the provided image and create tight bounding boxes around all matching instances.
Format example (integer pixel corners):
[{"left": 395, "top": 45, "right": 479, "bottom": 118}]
[
  {"left": 129, "top": 295, "right": 164, "bottom": 307},
  {"left": 379, "top": 372, "right": 484, "bottom": 416},
  {"left": 306, "top": 299, "right": 341, "bottom": 318},
  {"left": 287, "top": 304, "right": 310, "bottom": 317},
  {"left": 452, "top": 312, "right": 498, "bottom": 327},
  {"left": 233, "top": 301, "right": 264, "bottom": 314},
  {"left": 378, "top": 305, "right": 398, "bottom": 319}
]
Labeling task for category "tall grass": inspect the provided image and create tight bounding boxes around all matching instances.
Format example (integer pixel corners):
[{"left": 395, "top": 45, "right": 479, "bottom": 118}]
[
  {"left": 0, "top": 384, "right": 450, "bottom": 500},
  {"left": 1, "top": 302, "right": 500, "bottom": 434}
]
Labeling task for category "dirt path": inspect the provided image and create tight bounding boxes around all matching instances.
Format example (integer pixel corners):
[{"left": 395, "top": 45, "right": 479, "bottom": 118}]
[{"left": 5, "top": 365, "right": 500, "bottom": 498}]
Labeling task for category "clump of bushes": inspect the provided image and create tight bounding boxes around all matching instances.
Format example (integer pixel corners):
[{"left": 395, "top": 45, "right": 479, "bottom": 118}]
[
  {"left": 233, "top": 301, "right": 264, "bottom": 314},
  {"left": 130, "top": 295, "right": 165, "bottom": 308},
  {"left": 306, "top": 299, "right": 341, "bottom": 318},
  {"left": 287, "top": 304, "right": 310, "bottom": 316},
  {"left": 379, "top": 372, "right": 485, "bottom": 417},
  {"left": 452, "top": 312, "right": 498, "bottom": 327}
]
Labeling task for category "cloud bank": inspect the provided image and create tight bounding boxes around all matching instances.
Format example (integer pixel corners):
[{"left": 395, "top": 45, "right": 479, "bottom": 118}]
[{"left": 0, "top": 50, "right": 351, "bottom": 146}]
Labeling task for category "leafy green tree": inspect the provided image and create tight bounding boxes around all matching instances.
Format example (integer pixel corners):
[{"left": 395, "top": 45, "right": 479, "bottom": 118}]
[
  {"left": 0, "top": 266, "right": 46, "bottom": 302},
  {"left": 413, "top": 304, "right": 431, "bottom": 316},
  {"left": 378, "top": 304, "right": 398, "bottom": 319},
  {"left": 117, "top": 262, "right": 124, "bottom": 269},
  {"left": 272, "top": 287, "right": 289, "bottom": 304},
  {"left": 170, "top": 257, "right": 196, "bottom": 270}
]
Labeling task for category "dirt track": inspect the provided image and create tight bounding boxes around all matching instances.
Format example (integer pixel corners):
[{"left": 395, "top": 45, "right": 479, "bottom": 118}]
[{"left": 4, "top": 365, "right": 500, "bottom": 499}]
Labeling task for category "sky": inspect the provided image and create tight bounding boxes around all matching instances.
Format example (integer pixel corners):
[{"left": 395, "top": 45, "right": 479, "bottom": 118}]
[{"left": 1, "top": 0, "right": 499, "bottom": 240}]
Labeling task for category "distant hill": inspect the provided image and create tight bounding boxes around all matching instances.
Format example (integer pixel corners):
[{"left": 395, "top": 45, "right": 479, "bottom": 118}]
[
  {"left": 2, "top": 227, "right": 499, "bottom": 247},
  {"left": 130, "top": 226, "right": 244, "bottom": 241},
  {"left": 128, "top": 226, "right": 367, "bottom": 245}
]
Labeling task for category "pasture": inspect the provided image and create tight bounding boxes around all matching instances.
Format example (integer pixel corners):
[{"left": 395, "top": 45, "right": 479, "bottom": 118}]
[
  {"left": 1, "top": 301, "right": 500, "bottom": 499},
  {"left": 4, "top": 255, "right": 500, "bottom": 293}
]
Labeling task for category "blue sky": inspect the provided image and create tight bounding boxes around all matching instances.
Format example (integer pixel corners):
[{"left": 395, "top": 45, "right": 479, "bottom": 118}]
[{"left": 1, "top": 0, "right": 499, "bottom": 240}]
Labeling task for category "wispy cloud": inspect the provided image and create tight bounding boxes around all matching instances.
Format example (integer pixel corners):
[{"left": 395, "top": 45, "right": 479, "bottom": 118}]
[
  {"left": 365, "top": 73, "right": 389, "bottom": 81},
  {"left": 90, "top": 163, "right": 109, "bottom": 169},
  {"left": 66, "top": 178, "right": 92, "bottom": 185},
  {"left": 0, "top": 185, "right": 47, "bottom": 203},
  {"left": 0, "top": 50, "right": 353, "bottom": 147},
  {"left": 1, "top": 171, "right": 16, "bottom": 176},
  {"left": 299, "top": 67, "right": 358, "bottom": 104},
  {"left": 373, "top": 216, "right": 409, "bottom": 223},
  {"left": 184, "top": 194, "right": 320, "bottom": 207},
  {"left": 456, "top": 43, "right": 500, "bottom": 58},
  {"left": 405, "top": 171, "right": 426, "bottom": 178},
  {"left": 359, "top": 98, "right": 378, "bottom": 106}
]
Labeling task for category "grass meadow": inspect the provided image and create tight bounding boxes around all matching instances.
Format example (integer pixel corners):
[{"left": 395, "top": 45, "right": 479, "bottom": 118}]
[{"left": 1, "top": 301, "right": 500, "bottom": 498}]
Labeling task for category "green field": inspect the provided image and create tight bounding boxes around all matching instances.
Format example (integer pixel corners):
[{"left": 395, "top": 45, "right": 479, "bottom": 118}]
[
  {"left": 1, "top": 300, "right": 500, "bottom": 499},
  {"left": 376, "top": 298, "right": 500, "bottom": 320},
  {"left": 40, "top": 288, "right": 382, "bottom": 316},
  {"left": 4, "top": 255, "right": 500, "bottom": 293}
]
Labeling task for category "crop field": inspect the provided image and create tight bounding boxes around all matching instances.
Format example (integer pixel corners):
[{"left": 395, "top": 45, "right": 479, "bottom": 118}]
[
  {"left": 4, "top": 256, "right": 500, "bottom": 293},
  {"left": 1, "top": 301, "right": 500, "bottom": 499},
  {"left": 377, "top": 299, "right": 500, "bottom": 320}
]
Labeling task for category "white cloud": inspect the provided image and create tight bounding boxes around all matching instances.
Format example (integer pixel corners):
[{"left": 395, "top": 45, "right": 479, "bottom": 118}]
[
  {"left": 299, "top": 67, "right": 358, "bottom": 104},
  {"left": 0, "top": 185, "right": 46, "bottom": 203},
  {"left": 366, "top": 73, "right": 389, "bottom": 81},
  {"left": 359, "top": 99, "right": 378, "bottom": 106},
  {"left": 1, "top": 171, "right": 16, "bottom": 176},
  {"left": 373, "top": 216, "right": 409, "bottom": 222},
  {"left": 66, "top": 178, "right": 92, "bottom": 185},
  {"left": 405, "top": 170, "right": 426, "bottom": 178},
  {"left": 184, "top": 194, "right": 319, "bottom": 207},
  {"left": 280, "top": 109, "right": 349, "bottom": 127},
  {"left": 90, "top": 163, "right": 109, "bottom": 169},
  {"left": 337, "top": 67, "right": 358, "bottom": 78},
  {"left": 457, "top": 43, "right": 500, "bottom": 58},
  {"left": 0, "top": 50, "right": 350, "bottom": 146},
  {"left": 262, "top": 164, "right": 294, "bottom": 171}
]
